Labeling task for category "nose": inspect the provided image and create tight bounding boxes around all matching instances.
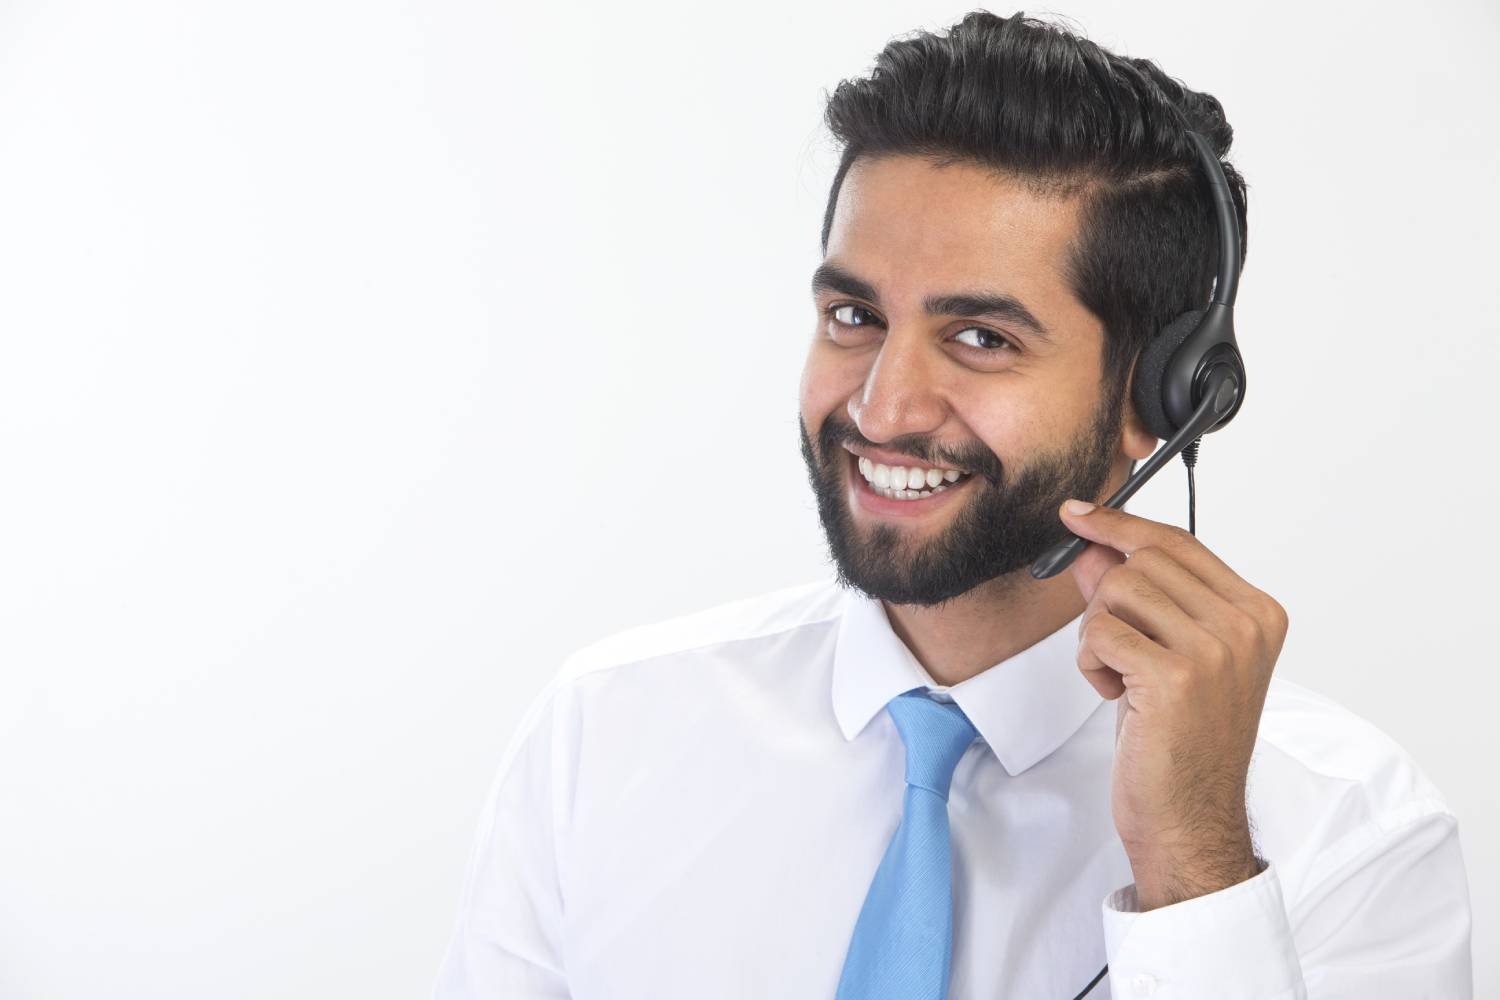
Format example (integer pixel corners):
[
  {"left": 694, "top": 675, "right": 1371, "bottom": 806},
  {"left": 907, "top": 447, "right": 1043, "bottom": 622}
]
[{"left": 847, "top": 331, "right": 950, "bottom": 447}]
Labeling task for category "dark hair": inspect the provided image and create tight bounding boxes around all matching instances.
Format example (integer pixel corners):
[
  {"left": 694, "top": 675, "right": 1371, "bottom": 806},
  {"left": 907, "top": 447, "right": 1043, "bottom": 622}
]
[{"left": 819, "top": 10, "right": 1249, "bottom": 411}]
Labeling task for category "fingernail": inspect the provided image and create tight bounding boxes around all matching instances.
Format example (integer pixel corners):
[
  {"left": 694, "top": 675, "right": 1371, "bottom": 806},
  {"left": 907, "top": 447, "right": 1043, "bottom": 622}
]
[{"left": 1064, "top": 499, "right": 1096, "bottom": 515}]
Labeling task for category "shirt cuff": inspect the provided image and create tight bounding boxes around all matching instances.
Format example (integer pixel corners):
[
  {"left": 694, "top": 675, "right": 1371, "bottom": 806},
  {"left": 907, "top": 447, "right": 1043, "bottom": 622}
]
[{"left": 1101, "top": 859, "right": 1306, "bottom": 1000}]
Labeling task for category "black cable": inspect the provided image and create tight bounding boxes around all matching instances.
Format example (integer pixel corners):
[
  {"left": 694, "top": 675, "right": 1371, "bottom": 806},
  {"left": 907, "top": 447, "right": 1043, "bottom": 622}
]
[
  {"left": 1071, "top": 962, "right": 1108, "bottom": 999},
  {"left": 1068, "top": 437, "right": 1204, "bottom": 1000},
  {"left": 1182, "top": 436, "right": 1201, "bottom": 536}
]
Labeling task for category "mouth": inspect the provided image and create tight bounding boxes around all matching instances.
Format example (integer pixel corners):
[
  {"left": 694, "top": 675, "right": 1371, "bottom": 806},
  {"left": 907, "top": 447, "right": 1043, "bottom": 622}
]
[{"left": 845, "top": 448, "right": 976, "bottom": 516}]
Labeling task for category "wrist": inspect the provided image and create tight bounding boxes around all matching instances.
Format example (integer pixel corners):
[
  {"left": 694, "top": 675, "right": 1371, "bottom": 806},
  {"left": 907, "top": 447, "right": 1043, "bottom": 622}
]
[{"left": 1127, "top": 834, "right": 1261, "bottom": 911}]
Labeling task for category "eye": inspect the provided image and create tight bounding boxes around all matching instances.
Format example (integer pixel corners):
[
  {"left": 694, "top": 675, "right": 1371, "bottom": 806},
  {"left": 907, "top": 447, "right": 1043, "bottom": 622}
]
[
  {"left": 828, "top": 304, "right": 879, "bottom": 327},
  {"left": 953, "top": 326, "right": 1018, "bottom": 353},
  {"left": 822, "top": 304, "right": 1021, "bottom": 359}
]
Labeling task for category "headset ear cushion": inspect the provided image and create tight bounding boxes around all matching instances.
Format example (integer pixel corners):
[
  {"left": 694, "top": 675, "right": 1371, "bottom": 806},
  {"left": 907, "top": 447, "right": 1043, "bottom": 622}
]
[{"left": 1130, "top": 308, "right": 1206, "bottom": 442}]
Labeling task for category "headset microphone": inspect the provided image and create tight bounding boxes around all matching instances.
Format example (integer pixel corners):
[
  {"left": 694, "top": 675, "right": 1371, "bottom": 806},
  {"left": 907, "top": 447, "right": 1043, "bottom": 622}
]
[{"left": 1030, "top": 129, "right": 1246, "bottom": 581}]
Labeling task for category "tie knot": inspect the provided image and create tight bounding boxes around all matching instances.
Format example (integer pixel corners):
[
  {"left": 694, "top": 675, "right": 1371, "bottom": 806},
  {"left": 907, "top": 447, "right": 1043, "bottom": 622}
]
[{"left": 885, "top": 689, "right": 979, "bottom": 800}]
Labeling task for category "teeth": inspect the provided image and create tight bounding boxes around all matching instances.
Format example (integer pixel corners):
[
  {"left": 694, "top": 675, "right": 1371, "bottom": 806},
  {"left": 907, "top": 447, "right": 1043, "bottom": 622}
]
[
  {"left": 874, "top": 484, "right": 949, "bottom": 500},
  {"left": 853, "top": 453, "right": 970, "bottom": 499}
]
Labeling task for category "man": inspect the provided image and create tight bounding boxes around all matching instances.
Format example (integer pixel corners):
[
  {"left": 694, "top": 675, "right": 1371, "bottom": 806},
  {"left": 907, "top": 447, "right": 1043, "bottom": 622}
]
[{"left": 433, "top": 12, "right": 1472, "bottom": 998}]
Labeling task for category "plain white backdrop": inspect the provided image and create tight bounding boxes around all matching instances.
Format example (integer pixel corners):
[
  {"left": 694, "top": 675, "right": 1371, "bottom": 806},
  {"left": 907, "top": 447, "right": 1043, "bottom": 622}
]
[{"left": 1, "top": 0, "right": 1494, "bottom": 996}]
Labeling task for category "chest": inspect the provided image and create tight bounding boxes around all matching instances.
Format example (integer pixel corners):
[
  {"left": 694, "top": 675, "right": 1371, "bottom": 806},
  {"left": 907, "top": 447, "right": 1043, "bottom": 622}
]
[{"left": 556, "top": 728, "right": 1131, "bottom": 999}]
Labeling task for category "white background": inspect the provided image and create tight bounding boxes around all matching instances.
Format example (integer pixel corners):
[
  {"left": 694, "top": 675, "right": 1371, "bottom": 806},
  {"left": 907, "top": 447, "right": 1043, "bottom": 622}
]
[{"left": 1, "top": 0, "right": 1495, "bottom": 996}]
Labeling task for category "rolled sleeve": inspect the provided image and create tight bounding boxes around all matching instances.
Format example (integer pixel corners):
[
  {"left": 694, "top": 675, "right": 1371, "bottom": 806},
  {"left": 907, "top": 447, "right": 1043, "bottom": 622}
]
[{"left": 1102, "top": 859, "right": 1305, "bottom": 1000}]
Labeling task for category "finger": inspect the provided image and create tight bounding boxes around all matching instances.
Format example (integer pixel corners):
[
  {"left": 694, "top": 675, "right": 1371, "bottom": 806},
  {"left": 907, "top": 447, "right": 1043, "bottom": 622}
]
[
  {"left": 1076, "top": 625, "right": 1126, "bottom": 700},
  {"left": 1067, "top": 530, "right": 1126, "bottom": 605},
  {"left": 1090, "top": 561, "right": 1220, "bottom": 662},
  {"left": 1058, "top": 500, "right": 1263, "bottom": 607},
  {"left": 1078, "top": 610, "right": 1185, "bottom": 685},
  {"left": 1126, "top": 545, "right": 1265, "bottom": 655}
]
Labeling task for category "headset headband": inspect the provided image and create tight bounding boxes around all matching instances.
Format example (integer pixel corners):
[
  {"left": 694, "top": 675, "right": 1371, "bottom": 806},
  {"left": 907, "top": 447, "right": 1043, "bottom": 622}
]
[{"left": 1184, "top": 130, "right": 1240, "bottom": 308}]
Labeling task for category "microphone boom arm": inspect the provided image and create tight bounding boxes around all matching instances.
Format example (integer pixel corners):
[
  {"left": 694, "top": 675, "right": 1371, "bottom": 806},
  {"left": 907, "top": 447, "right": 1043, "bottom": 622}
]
[{"left": 1029, "top": 369, "right": 1242, "bottom": 580}]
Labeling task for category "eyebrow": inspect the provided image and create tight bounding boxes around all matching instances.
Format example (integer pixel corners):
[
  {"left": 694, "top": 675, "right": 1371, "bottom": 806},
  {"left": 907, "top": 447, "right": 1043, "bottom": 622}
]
[{"left": 810, "top": 261, "right": 1054, "bottom": 343}]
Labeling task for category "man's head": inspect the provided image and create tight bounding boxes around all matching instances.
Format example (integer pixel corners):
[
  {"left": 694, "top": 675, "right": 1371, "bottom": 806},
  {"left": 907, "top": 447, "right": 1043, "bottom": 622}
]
[{"left": 797, "top": 11, "right": 1248, "bottom": 608}]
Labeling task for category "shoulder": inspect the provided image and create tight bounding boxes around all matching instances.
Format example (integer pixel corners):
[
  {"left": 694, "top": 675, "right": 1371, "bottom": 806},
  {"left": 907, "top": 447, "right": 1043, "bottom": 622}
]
[
  {"left": 490, "top": 577, "right": 847, "bottom": 785},
  {"left": 1257, "top": 674, "right": 1452, "bottom": 817},
  {"left": 554, "top": 575, "right": 847, "bottom": 687},
  {"left": 1250, "top": 674, "right": 1457, "bottom": 891}
]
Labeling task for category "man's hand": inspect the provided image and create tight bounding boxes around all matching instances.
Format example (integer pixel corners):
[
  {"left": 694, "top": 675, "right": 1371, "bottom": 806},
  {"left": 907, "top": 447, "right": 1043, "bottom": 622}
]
[{"left": 1058, "top": 498, "right": 1289, "bottom": 911}]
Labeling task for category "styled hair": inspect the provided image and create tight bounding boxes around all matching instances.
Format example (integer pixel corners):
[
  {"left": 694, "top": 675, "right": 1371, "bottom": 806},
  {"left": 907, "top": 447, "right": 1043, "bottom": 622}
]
[{"left": 819, "top": 10, "right": 1249, "bottom": 411}]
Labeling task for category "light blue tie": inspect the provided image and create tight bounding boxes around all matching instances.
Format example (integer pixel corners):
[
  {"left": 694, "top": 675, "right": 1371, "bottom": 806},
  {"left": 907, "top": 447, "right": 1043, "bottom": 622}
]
[{"left": 836, "top": 688, "right": 980, "bottom": 1000}]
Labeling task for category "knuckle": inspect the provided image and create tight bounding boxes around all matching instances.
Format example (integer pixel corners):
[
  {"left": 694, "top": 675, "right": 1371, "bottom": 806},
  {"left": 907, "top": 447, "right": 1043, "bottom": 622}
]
[
  {"left": 1207, "top": 636, "right": 1236, "bottom": 671},
  {"left": 1263, "top": 594, "right": 1290, "bottom": 635},
  {"left": 1229, "top": 608, "right": 1261, "bottom": 648},
  {"left": 1163, "top": 658, "right": 1195, "bottom": 692}
]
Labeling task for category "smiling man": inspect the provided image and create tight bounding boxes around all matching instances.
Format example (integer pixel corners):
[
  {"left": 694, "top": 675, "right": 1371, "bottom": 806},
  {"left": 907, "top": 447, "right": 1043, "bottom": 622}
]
[{"left": 434, "top": 12, "right": 1472, "bottom": 999}]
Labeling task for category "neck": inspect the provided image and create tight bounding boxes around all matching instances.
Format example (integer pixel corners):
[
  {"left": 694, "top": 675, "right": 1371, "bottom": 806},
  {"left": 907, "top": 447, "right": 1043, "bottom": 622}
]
[{"left": 880, "top": 565, "right": 1086, "bottom": 687}]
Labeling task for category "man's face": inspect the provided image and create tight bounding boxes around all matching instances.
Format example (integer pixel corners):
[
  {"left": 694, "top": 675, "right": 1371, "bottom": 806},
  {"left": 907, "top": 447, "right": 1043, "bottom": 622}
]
[{"left": 798, "top": 154, "right": 1139, "bottom": 608}]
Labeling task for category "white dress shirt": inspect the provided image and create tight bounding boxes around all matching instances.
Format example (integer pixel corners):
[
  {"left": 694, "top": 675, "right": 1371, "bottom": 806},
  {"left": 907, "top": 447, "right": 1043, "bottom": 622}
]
[{"left": 433, "top": 576, "right": 1472, "bottom": 999}]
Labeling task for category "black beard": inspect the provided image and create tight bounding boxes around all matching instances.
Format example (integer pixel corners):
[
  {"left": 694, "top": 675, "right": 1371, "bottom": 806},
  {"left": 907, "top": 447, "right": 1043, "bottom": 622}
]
[{"left": 797, "top": 384, "right": 1126, "bottom": 609}]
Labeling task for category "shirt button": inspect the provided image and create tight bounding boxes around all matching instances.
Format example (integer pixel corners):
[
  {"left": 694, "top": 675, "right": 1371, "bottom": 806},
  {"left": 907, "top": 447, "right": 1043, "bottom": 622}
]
[{"left": 1132, "top": 972, "right": 1158, "bottom": 995}]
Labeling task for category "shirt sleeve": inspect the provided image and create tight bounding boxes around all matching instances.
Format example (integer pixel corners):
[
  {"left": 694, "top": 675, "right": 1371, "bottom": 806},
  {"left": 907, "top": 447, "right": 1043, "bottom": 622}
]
[
  {"left": 1099, "top": 807, "right": 1472, "bottom": 999},
  {"left": 432, "top": 675, "right": 573, "bottom": 1000}
]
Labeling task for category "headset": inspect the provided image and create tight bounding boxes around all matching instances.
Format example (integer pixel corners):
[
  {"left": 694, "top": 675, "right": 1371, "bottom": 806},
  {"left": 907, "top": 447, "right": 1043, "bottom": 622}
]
[
  {"left": 1031, "top": 128, "right": 1245, "bottom": 583},
  {"left": 1041, "top": 128, "right": 1247, "bottom": 1000}
]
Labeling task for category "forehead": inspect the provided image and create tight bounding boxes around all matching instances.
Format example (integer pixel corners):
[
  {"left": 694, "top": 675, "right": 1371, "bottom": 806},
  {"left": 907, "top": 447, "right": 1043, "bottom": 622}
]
[{"left": 824, "top": 154, "right": 1088, "bottom": 313}]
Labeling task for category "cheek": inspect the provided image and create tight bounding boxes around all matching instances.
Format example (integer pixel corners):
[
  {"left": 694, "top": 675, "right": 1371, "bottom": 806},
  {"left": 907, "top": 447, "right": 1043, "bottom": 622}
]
[
  {"left": 955, "top": 386, "right": 1072, "bottom": 457},
  {"left": 798, "top": 340, "right": 867, "bottom": 421}
]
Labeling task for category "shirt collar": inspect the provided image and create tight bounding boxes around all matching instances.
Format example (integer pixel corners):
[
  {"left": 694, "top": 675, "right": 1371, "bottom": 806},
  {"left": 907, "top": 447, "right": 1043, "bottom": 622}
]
[{"left": 830, "top": 585, "right": 1104, "bottom": 777}]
